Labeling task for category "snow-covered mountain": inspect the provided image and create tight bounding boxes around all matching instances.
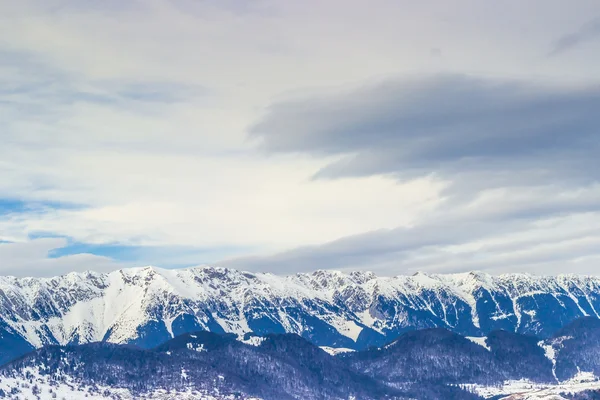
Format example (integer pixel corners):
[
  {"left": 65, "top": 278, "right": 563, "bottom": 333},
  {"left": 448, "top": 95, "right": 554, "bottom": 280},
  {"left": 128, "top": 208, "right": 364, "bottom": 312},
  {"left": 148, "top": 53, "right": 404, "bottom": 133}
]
[{"left": 2, "top": 266, "right": 600, "bottom": 364}]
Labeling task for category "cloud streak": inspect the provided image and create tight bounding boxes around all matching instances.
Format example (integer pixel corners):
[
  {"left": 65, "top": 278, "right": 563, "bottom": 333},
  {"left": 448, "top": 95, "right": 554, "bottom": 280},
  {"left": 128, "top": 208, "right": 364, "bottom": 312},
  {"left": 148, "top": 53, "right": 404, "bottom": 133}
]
[
  {"left": 549, "top": 17, "right": 600, "bottom": 56},
  {"left": 251, "top": 75, "right": 600, "bottom": 187}
]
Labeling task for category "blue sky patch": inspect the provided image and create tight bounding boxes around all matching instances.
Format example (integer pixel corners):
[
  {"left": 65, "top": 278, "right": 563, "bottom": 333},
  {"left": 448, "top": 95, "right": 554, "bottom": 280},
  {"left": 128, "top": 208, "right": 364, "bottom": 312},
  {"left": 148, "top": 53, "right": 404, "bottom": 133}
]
[
  {"left": 0, "top": 198, "right": 83, "bottom": 216},
  {"left": 48, "top": 240, "right": 256, "bottom": 269}
]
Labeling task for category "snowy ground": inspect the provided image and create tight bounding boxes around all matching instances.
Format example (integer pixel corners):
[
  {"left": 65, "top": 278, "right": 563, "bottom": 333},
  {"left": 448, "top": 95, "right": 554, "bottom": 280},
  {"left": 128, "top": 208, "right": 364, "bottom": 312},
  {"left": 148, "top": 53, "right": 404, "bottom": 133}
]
[
  {"left": 0, "top": 368, "right": 262, "bottom": 400},
  {"left": 469, "top": 371, "right": 600, "bottom": 399}
]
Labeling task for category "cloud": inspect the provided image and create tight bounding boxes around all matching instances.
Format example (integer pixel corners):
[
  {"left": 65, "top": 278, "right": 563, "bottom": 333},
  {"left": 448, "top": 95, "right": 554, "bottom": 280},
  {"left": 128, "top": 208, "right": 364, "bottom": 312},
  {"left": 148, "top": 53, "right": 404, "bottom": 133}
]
[
  {"left": 1, "top": 0, "right": 600, "bottom": 276},
  {"left": 0, "top": 238, "right": 122, "bottom": 277},
  {"left": 0, "top": 23, "right": 445, "bottom": 258},
  {"left": 235, "top": 75, "right": 600, "bottom": 275},
  {"left": 222, "top": 207, "right": 600, "bottom": 276},
  {"left": 0, "top": 173, "right": 442, "bottom": 250},
  {"left": 549, "top": 17, "right": 600, "bottom": 56},
  {"left": 251, "top": 74, "right": 600, "bottom": 187}
]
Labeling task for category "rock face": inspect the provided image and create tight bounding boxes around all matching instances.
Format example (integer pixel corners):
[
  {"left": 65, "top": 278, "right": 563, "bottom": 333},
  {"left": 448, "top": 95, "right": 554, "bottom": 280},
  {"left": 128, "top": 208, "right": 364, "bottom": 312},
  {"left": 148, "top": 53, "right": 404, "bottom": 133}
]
[{"left": 1, "top": 266, "right": 600, "bottom": 363}]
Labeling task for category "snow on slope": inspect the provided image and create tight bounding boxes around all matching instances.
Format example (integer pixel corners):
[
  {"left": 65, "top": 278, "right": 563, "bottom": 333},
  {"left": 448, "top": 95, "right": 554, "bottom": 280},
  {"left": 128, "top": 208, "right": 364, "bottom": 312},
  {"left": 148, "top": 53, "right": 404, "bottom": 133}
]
[
  {"left": 320, "top": 346, "right": 356, "bottom": 356},
  {"left": 2, "top": 267, "right": 600, "bottom": 354},
  {"left": 466, "top": 336, "right": 491, "bottom": 351}
]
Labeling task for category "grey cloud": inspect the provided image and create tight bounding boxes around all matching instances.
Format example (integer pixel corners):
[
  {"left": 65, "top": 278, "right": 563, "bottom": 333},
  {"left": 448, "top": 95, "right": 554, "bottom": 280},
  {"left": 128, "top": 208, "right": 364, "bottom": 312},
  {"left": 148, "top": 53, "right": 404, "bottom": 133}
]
[
  {"left": 114, "top": 81, "right": 209, "bottom": 103},
  {"left": 430, "top": 48, "right": 442, "bottom": 57},
  {"left": 549, "top": 17, "right": 600, "bottom": 56},
  {"left": 0, "top": 49, "right": 211, "bottom": 156},
  {"left": 250, "top": 75, "right": 600, "bottom": 187},
  {"left": 222, "top": 210, "right": 600, "bottom": 276},
  {"left": 0, "top": 49, "right": 208, "bottom": 112},
  {"left": 171, "top": 0, "right": 276, "bottom": 17}
]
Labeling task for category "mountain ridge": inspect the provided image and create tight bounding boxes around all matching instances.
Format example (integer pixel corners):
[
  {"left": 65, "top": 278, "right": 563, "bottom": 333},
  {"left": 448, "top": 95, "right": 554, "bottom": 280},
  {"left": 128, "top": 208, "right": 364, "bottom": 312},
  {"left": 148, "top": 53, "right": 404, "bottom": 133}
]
[{"left": 2, "top": 265, "right": 600, "bottom": 365}]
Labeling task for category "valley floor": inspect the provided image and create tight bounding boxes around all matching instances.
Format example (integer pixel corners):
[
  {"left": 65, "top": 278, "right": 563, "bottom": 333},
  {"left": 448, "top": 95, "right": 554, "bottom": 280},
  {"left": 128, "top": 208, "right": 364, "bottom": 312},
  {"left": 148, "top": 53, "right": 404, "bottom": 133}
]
[{"left": 470, "top": 372, "right": 600, "bottom": 399}]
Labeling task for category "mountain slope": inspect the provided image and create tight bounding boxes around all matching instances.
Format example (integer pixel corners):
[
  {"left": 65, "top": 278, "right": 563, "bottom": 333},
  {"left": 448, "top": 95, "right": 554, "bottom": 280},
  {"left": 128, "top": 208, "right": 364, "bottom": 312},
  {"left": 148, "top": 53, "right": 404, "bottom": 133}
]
[
  {"left": 342, "top": 327, "right": 556, "bottom": 386},
  {"left": 1, "top": 266, "right": 600, "bottom": 364},
  {"left": 0, "top": 333, "right": 410, "bottom": 400},
  {"left": 543, "top": 317, "right": 600, "bottom": 382},
  {"left": 343, "top": 328, "right": 501, "bottom": 385},
  {"left": 4, "top": 324, "right": 600, "bottom": 400}
]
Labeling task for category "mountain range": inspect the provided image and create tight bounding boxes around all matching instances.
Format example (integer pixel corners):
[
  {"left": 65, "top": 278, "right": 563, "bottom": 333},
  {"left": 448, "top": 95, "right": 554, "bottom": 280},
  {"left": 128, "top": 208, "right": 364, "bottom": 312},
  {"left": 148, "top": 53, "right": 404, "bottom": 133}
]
[{"left": 2, "top": 266, "right": 600, "bottom": 365}]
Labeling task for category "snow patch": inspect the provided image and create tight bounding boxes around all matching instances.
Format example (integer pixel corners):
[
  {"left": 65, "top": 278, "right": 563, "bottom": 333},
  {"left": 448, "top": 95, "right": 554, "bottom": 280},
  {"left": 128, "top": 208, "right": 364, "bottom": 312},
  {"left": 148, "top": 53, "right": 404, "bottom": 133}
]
[
  {"left": 186, "top": 343, "right": 206, "bottom": 352},
  {"left": 319, "top": 346, "right": 356, "bottom": 356},
  {"left": 538, "top": 340, "right": 558, "bottom": 381},
  {"left": 240, "top": 336, "right": 266, "bottom": 347},
  {"left": 466, "top": 336, "right": 490, "bottom": 351}
]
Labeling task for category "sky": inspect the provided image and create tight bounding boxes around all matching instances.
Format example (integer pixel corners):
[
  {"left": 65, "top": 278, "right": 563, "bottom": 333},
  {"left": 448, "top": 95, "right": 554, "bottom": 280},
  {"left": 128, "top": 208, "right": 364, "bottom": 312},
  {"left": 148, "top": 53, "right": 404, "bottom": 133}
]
[{"left": 1, "top": 0, "right": 599, "bottom": 277}]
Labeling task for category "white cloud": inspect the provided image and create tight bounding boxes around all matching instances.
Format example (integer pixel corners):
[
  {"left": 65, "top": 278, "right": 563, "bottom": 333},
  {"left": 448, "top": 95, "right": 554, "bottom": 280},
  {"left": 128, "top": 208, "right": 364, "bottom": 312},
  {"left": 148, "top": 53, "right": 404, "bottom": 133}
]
[
  {"left": 0, "top": 239, "right": 121, "bottom": 277},
  {"left": 0, "top": 158, "right": 443, "bottom": 249}
]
